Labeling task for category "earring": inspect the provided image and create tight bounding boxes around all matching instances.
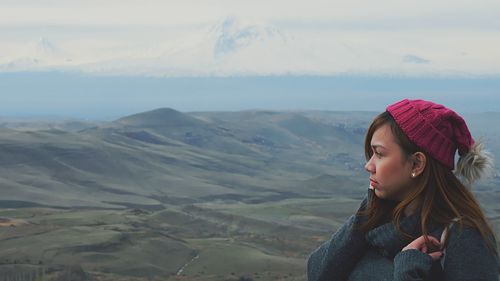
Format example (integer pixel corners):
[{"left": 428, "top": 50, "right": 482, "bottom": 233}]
[{"left": 411, "top": 172, "right": 416, "bottom": 178}]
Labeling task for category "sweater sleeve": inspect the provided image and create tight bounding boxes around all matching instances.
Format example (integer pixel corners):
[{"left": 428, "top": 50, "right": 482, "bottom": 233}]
[
  {"left": 393, "top": 225, "right": 500, "bottom": 281},
  {"left": 393, "top": 249, "right": 433, "bottom": 281},
  {"left": 442, "top": 225, "right": 499, "bottom": 281},
  {"left": 306, "top": 192, "right": 371, "bottom": 281}
]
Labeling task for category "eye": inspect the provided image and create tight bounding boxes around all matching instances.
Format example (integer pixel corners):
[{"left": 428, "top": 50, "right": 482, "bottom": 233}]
[{"left": 374, "top": 150, "right": 383, "bottom": 158}]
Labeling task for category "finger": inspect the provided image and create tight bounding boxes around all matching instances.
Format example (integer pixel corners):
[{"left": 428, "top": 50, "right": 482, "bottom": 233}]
[
  {"left": 419, "top": 235, "right": 438, "bottom": 242},
  {"left": 428, "top": 251, "right": 443, "bottom": 261},
  {"left": 411, "top": 235, "right": 427, "bottom": 244},
  {"left": 427, "top": 237, "right": 443, "bottom": 250},
  {"left": 419, "top": 235, "right": 442, "bottom": 248},
  {"left": 406, "top": 235, "right": 441, "bottom": 251},
  {"left": 426, "top": 236, "right": 441, "bottom": 245}
]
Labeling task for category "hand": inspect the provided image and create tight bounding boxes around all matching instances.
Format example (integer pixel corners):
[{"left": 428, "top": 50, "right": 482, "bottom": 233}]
[{"left": 402, "top": 235, "right": 443, "bottom": 261}]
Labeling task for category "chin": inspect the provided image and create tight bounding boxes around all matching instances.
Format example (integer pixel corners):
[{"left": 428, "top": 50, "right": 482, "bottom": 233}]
[
  {"left": 374, "top": 189, "right": 401, "bottom": 202},
  {"left": 374, "top": 189, "right": 391, "bottom": 200}
]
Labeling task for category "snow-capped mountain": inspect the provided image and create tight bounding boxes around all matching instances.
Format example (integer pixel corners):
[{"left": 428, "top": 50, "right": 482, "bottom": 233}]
[
  {"left": 1, "top": 37, "right": 73, "bottom": 72},
  {"left": 211, "top": 17, "right": 286, "bottom": 58},
  {"left": 1, "top": 17, "right": 315, "bottom": 76},
  {"left": 73, "top": 17, "right": 298, "bottom": 76},
  {"left": 0, "top": 17, "right": 487, "bottom": 77}
]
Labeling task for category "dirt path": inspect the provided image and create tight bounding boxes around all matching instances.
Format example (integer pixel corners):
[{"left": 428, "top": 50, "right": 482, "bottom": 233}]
[{"left": 176, "top": 254, "right": 200, "bottom": 275}]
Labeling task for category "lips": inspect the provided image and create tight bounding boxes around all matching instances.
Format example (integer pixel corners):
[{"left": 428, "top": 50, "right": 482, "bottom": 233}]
[{"left": 369, "top": 179, "right": 378, "bottom": 188}]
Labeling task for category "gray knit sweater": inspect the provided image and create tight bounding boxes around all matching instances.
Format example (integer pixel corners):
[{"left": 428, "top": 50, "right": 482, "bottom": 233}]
[{"left": 307, "top": 191, "right": 499, "bottom": 281}]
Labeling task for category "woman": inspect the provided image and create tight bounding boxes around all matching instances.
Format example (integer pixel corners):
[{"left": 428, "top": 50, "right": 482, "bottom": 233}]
[{"left": 307, "top": 99, "right": 499, "bottom": 281}]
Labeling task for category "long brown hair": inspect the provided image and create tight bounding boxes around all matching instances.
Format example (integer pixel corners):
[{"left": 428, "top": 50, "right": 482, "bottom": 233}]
[{"left": 359, "top": 111, "right": 497, "bottom": 252}]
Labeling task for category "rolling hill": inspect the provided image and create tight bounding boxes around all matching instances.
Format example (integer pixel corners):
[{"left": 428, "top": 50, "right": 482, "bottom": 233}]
[{"left": 0, "top": 108, "right": 371, "bottom": 209}]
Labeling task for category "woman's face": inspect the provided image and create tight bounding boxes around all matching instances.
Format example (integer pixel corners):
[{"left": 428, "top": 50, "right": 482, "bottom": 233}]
[{"left": 364, "top": 123, "right": 415, "bottom": 201}]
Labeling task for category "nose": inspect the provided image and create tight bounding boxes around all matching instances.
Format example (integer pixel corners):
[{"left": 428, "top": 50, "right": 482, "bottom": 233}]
[{"left": 365, "top": 155, "right": 375, "bottom": 174}]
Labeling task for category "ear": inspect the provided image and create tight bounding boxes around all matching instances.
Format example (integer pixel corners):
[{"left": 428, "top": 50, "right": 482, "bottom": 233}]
[{"left": 411, "top": 152, "right": 427, "bottom": 177}]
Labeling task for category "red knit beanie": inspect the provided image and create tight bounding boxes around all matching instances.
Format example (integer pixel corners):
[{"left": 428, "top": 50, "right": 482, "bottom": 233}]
[{"left": 386, "top": 99, "right": 474, "bottom": 170}]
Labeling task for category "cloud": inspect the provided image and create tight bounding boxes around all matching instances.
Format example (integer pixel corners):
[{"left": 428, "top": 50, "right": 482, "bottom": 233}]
[
  {"left": 403, "top": 54, "right": 431, "bottom": 64},
  {"left": 2, "top": 0, "right": 499, "bottom": 28}
]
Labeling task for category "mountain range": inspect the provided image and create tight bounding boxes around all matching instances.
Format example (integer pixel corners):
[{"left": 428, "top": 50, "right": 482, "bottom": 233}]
[
  {"left": 1, "top": 18, "right": 298, "bottom": 76},
  {"left": 2, "top": 108, "right": 499, "bottom": 210},
  {"left": 0, "top": 108, "right": 377, "bottom": 210}
]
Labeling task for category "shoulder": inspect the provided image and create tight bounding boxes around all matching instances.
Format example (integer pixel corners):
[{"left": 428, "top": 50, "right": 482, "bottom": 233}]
[
  {"left": 446, "top": 223, "right": 496, "bottom": 250},
  {"left": 443, "top": 224, "right": 499, "bottom": 279}
]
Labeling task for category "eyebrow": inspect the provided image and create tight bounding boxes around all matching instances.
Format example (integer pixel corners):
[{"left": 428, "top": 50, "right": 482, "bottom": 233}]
[{"left": 371, "top": 144, "right": 386, "bottom": 149}]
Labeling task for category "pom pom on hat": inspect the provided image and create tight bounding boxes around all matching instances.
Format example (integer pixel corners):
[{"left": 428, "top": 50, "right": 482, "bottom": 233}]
[
  {"left": 456, "top": 140, "right": 494, "bottom": 185},
  {"left": 386, "top": 99, "right": 494, "bottom": 184}
]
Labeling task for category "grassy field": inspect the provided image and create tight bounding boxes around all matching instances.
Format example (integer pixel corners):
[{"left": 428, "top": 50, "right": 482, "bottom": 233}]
[
  {"left": 0, "top": 195, "right": 365, "bottom": 280},
  {"left": 1, "top": 191, "right": 499, "bottom": 280}
]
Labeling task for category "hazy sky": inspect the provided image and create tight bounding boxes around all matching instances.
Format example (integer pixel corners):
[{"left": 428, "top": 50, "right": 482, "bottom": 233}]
[
  {"left": 1, "top": 1, "right": 499, "bottom": 118},
  {"left": 1, "top": 73, "right": 499, "bottom": 119},
  {"left": 1, "top": 0, "right": 500, "bottom": 76}
]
